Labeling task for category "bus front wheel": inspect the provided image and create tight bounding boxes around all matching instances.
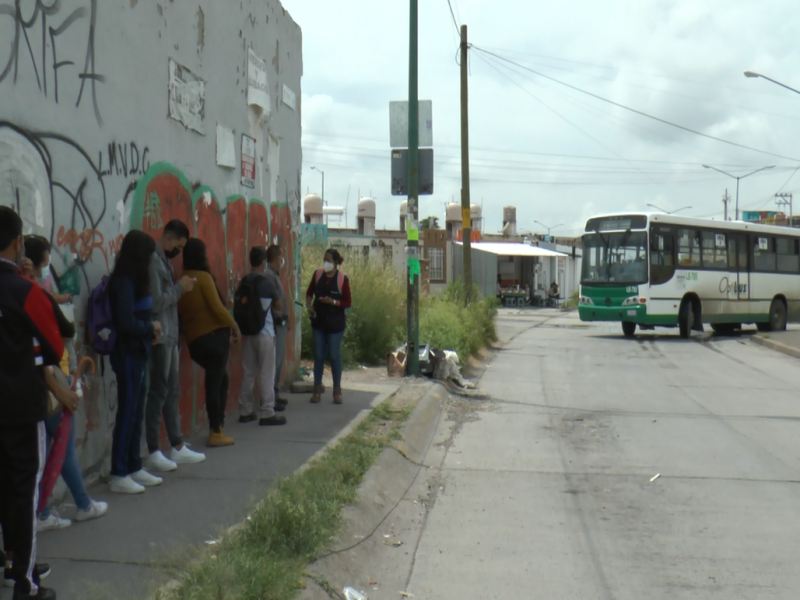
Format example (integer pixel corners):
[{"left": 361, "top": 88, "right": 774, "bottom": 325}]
[
  {"left": 622, "top": 321, "right": 636, "bottom": 337},
  {"left": 679, "top": 300, "right": 694, "bottom": 339}
]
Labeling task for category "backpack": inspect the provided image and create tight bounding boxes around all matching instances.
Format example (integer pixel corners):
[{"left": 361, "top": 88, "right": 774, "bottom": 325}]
[
  {"left": 85, "top": 275, "right": 117, "bottom": 356},
  {"left": 234, "top": 274, "right": 267, "bottom": 335}
]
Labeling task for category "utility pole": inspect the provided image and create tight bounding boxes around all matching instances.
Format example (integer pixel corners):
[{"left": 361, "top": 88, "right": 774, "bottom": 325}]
[
  {"left": 776, "top": 192, "right": 793, "bottom": 227},
  {"left": 722, "top": 189, "right": 730, "bottom": 221},
  {"left": 460, "top": 24, "right": 473, "bottom": 300},
  {"left": 405, "top": 0, "right": 420, "bottom": 377}
]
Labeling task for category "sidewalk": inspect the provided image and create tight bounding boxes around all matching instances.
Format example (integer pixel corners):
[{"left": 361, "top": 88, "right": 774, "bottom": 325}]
[
  {"left": 36, "top": 386, "right": 385, "bottom": 600},
  {"left": 751, "top": 330, "right": 800, "bottom": 359}
]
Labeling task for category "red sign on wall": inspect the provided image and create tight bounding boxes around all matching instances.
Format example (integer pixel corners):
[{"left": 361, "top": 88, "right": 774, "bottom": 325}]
[{"left": 457, "top": 229, "right": 481, "bottom": 243}]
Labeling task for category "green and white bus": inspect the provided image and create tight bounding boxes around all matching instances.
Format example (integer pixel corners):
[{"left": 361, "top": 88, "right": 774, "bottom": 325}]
[{"left": 578, "top": 213, "right": 800, "bottom": 338}]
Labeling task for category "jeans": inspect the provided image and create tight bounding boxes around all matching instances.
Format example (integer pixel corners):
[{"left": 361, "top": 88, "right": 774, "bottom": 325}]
[
  {"left": 188, "top": 328, "right": 231, "bottom": 432},
  {"left": 274, "top": 323, "right": 287, "bottom": 398},
  {"left": 110, "top": 350, "right": 148, "bottom": 477},
  {"left": 40, "top": 410, "right": 90, "bottom": 517},
  {"left": 238, "top": 333, "right": 276, "bottom": 418},
  {"left": 312, "top": 328, "right": 344, "bottom": 388},
  {"left": 145, "top": 343, "right": 183, "bottom": 452}
]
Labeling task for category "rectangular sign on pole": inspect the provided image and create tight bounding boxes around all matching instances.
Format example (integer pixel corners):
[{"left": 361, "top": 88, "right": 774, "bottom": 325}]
[
  {"left": 391, "top": 149, "right": 434, "bottom": 196},
  {"left": 390, "top": 100, "right": 433, "bottom": 148},
  {"left": 241, "top": 134, "right": 256, "bottom": 189}
]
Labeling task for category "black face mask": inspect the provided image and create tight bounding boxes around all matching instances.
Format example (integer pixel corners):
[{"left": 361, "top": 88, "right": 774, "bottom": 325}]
[{"left": 165, "top": 248, "right": 181, "bottom": 259}]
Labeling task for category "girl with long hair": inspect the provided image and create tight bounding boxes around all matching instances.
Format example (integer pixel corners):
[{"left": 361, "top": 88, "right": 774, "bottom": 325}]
[
  {"left": 305, "top": 248, "right": 351, "bottom": 405},
  {"left": 108, "top": 230, "right": 163, "bottom": 494},
  {"left": 177, "top": 238, "right": 241, "bottom": 447}
]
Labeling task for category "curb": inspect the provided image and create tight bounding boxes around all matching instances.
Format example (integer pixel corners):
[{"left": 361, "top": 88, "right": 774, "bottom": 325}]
[
  {"left": 751, "top": 335, "right": 800, "bottom": 360},
  {"left": 392, "top": 382, "right": 448, "bottom": 465}
]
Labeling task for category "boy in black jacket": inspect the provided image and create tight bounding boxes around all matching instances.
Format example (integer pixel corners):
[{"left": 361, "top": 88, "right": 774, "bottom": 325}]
[{"left": 0, "top": 207, "right": 65, "bottom": 600}]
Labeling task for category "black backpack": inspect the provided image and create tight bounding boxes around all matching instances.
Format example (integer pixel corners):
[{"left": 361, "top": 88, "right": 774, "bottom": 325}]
[{"left": 234, "top": 274, "right": 267, "bottom": 335}]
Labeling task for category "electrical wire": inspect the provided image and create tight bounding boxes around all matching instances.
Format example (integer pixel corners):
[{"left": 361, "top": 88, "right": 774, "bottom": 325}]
[
  {"left": 445, "top": 0, "right": 459, "bottom": 33},
  {"left": 471, "top": 46, "right": 800, "bottom": 163}
]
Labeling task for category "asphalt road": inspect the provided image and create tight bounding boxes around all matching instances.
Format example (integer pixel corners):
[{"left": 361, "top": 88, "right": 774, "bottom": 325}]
[{"left": 406, "top": 309, "right": 800, "bottom": 599}]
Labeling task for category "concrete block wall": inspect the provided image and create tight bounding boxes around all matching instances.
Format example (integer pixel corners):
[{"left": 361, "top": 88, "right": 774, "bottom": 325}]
[{"left": 0, "top": 0, "right": 302, "bottom": 479}]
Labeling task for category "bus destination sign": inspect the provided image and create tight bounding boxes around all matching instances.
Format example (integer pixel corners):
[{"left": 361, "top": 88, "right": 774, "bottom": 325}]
[{"left": 585, "top": 215, "right": 647, "bottom": 232}]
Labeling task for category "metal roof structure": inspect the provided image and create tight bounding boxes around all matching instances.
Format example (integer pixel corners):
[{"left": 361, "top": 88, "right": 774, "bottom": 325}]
[{"left": 454, "top": 241, "right": 568, "bottom": 257}]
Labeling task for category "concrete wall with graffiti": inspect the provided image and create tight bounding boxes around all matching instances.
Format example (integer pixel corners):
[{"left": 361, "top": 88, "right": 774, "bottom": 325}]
[{"left": 0, "top": 0, "right": 303, "bottom": 479}]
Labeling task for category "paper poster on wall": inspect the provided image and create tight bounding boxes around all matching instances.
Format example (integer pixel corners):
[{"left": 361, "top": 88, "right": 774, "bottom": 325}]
[
  {"left": 282, "top": 84, "right": 296, "bottom": 111},
  {"left": 168, "top": 59, "right": 205, "bottom": 134},
  {"left": 241, "top": 134, "right": 256, "bottom": 189},
  {"left": 247, "top": 49, "right": 270, "bottom": 114},
  {"left": 216, "top": 124, "right": 236, "bottom": 168}
]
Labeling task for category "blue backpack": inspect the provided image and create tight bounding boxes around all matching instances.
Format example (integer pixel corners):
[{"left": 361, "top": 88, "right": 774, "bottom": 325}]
[{"left": 85, "top": 275, "right": 117, "bottom": 355}]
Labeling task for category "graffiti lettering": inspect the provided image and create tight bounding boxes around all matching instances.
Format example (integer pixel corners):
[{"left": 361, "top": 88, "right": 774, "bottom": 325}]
[
  {"left": 100, "top": 142, "right": 151, "bottom": 178},
  {"left": 56, "top": 226, "right": 122, "bottom": 271},
  {"left": 0, "top": 0, "right": 106, "bottom": 124}
]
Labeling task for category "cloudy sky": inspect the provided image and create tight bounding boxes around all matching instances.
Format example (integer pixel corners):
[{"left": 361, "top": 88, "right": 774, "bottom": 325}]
[{"left": 281, "top": 0, "right": 800, "bottom": 237}]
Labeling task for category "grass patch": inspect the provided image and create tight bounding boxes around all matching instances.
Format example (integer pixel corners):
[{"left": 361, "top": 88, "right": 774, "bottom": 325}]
[
  {"left": 154, "top": 398, "right": 413, "bottom": 600},
  {"left": 300, "top": 245, "right": 498, "bottom": 366}
]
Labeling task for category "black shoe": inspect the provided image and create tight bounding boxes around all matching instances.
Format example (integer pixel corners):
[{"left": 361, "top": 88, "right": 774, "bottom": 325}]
[
  {"left": 5, "top": 564, "right": 50, "bottom": 589},
  {"left": 274, "top": 403, "right": 286, "bottom": 412},
  {"left": 259, "top": 415, "right": 287, "bottom": 426},
  {"left": 276, "top": 397, "right": 288, "bottom": 407},
  {"left": 14, "top": 586, "right": 56, "bottom": 599},
  {"left": 238, "top": 414, "right": 257, "bottom": 424}
]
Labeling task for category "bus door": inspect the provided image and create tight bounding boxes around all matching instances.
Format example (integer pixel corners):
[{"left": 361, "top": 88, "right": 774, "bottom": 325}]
[{"left": 726, "top": 232, "right": 749, "bottom": 305}]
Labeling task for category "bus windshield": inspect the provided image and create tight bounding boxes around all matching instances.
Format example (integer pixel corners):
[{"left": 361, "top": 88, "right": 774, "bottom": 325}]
[{"left": 582, "top": 231, "right": 648, "bottom": 284}]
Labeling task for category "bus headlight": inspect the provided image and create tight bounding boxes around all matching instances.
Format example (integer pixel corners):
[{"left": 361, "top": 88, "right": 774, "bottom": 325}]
[
  {"left": 622, "top": 296, "right": 639, "bottom": 306},
  {"left": 579, "top": 296, "right": 594, "bottom": 305}
]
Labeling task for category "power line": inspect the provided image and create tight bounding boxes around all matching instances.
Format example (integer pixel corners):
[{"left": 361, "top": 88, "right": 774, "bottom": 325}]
[
  {"left": 472, "top": 46, "right": 800, "bottom": 163},
  {"left": 445, "top": 0, "right": 459, "bottom": 33},
  {"left": 302, "top": 131, "right": 789, "bottom": 169}
]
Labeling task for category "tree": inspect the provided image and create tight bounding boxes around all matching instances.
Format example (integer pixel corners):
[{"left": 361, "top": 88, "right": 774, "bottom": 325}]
[{"left": 421, "top": 216, "right": 440, "bottom": 230}]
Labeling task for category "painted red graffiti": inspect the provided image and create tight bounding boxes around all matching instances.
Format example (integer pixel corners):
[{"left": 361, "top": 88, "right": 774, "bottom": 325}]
[{"left": 56, "top": 226, "right": 123, "bottom": 271}]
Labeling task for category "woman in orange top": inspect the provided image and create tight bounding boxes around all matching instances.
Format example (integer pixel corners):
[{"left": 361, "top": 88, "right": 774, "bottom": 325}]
[{"left": 177, "top": 239, "right": 241, "bottom": 447}]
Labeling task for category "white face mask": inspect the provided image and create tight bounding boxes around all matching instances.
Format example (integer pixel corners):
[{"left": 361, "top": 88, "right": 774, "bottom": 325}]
[
  {"left": 280, "top": 257, "right": 286, "bottom": 269},
  {"left": 323, "top": 261, "right": 335, "bottom": 273}
]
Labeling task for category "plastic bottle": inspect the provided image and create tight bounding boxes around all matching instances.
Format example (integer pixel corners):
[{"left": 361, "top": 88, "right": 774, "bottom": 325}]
[{"left": 343, "top": 587, "right": 368, "bottom": 600}]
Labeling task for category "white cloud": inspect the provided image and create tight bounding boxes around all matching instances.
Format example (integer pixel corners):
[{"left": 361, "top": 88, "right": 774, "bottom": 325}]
[{"left": 284, "top": 0, "right": 800, "bottom": 234}]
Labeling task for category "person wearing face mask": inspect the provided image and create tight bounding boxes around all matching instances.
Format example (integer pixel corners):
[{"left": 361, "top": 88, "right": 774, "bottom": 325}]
[
  {"left": 143, "top": 220, "right": 204, "bottom": 473},
  {"left": 305, "top": 248, "right": 351, "bottom": 405},
  {"left": 235, "top": 246, "right": 286, "bottom": 427},
  {"left": 0, "top": 207, "right": 65, "bottom": 600},
  {"left": 264, "top": 245, "right": 290, "bottom": 410}
]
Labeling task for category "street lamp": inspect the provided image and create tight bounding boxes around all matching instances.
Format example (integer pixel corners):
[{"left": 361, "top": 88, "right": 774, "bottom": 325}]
[
  {"left": 534, "top": 220, "right": 563, "bottom": 236},
  {"left": 702, "top": 165, "right": 775, "bottom": 220},
  {"left": 646, "top": 203, "right": 692, "bottom": 214},
  {"left": 310, "top": 166, "right": 325, "bottom": 205},
  {"left": 744, "top": 71, "right": 800, "bottom": 96}
]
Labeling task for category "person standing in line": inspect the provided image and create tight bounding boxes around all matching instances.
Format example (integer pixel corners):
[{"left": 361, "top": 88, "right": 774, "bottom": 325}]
[
  {"left": 108, "top": 230, "right": 164, "bottom": 495},
  {"left": 236, "top": 247, "right": 287, "bottom": 427},
  {"left": 177, "top": 239, "right": 241, "bottom": 447},
  {"left": 305, "top": 248, "right": 351, "bottom": 405},
  {"left": 21, "top": 236, "right": 108, "bottom": 531},
  {"left": 143, "top": 220, "right": 206, "bottom": 473},
  {"left": 0, "top": 207, "right": 66, "bottom": 600},
  {"left": 265, "top": 245, "right": 290, "bottom": 411}
]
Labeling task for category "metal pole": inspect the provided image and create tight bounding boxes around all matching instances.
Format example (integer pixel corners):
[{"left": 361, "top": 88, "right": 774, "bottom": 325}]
[
  {"left": 460, "top": 24, "right": 473, "bottom": 300},
  {"left": 735, "top": 177, "right": 740, "bottom": 221},
  {"left": 406, "top": 0, "right": 420, "bottom": 377}
]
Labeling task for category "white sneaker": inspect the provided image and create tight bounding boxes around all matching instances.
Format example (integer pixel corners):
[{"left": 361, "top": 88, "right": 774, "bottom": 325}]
[
  {"left": 130, "top": 469, "right": 163, "bottom": 487},
  {"left": 145, "top": 450, "right": 178, "bottom": 472},
  {"left": 37, "top": 510, "right": 71, "bottom": 532},
  {"left": 169, "top": 444, "right": 206, "bottom": 464},
  {"left": 109, "top": 475, "right": 145, "bottom": 494},
  {"left": 75, "top": 499, "right": 109, "bottom": 522}
]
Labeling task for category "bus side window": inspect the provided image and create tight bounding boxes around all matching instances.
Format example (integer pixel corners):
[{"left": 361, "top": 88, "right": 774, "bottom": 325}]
[{"left": 650, "top": 232, "right": 675, "bottom": 284}]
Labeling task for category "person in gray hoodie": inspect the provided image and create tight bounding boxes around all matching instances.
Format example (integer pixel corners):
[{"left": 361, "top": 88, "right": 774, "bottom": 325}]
[{"left": 144, "top": 220, "right": 206, "bottom": 472}]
